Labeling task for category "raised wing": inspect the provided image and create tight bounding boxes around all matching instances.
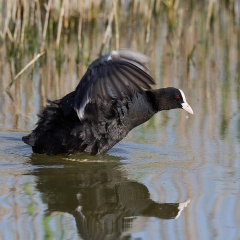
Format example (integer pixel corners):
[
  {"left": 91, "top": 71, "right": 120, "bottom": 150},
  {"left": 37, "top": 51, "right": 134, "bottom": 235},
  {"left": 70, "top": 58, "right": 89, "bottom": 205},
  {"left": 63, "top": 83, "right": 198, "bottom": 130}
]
[{"left": 74, "top": 50, "right": 155, "bottom": 120}]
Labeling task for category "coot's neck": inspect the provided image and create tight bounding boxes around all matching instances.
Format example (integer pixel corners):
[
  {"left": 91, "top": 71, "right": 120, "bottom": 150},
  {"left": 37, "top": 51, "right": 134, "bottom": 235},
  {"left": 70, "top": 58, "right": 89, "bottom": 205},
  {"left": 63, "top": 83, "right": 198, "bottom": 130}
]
[{"left": 146, "top": 88, "right": 173, "bottom": 112}]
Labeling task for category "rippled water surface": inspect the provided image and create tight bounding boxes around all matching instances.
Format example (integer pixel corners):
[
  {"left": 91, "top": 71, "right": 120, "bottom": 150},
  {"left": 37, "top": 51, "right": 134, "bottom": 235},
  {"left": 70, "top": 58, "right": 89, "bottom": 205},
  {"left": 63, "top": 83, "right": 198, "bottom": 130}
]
[{"left": 0, "top": 1, "right": 240, "bottom": 240}]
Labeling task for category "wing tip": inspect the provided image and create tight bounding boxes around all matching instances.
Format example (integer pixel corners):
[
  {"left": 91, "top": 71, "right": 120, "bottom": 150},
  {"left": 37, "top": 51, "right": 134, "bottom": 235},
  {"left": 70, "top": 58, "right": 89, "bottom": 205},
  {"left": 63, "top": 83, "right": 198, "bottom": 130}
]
[{"left": 119, "top": 49, "right": 151, "bottom": 63}]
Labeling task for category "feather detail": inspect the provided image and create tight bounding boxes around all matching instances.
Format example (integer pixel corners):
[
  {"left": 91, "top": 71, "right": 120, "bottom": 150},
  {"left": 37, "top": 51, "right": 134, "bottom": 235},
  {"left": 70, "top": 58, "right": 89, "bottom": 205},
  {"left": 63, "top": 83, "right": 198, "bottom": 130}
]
[{"left": 74, "top": 50, "right": 155, "bottom": 120}]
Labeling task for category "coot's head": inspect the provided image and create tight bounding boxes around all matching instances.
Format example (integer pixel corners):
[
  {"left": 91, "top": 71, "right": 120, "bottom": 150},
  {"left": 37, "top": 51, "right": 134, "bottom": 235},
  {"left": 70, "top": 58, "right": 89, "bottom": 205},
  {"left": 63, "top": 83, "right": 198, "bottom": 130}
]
[{"left": 156, "top": 87, "right": 193, "bottom": 114}]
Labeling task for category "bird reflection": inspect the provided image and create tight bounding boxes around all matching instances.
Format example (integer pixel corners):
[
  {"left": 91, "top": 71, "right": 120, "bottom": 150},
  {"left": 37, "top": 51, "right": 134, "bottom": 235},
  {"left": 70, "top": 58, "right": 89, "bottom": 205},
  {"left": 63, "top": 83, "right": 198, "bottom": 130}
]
[{"left": 27, "top": 154, "right": 190, "bottom": 240}]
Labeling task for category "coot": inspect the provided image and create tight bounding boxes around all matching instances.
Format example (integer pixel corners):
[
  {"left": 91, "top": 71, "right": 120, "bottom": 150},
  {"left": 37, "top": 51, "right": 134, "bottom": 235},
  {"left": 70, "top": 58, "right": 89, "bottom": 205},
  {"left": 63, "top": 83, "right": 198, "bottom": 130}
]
[{"left": 22, "top": 50, "right": 193, "bottom": 155}]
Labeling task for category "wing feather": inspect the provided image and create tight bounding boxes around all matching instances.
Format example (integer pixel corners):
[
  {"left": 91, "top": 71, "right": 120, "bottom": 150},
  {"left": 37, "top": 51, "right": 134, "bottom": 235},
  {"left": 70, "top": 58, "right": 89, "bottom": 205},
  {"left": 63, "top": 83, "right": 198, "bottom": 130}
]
[
  {"left": 117, "top": 68, "right": 144, "bottom": 93},
  {"left": 74, "top": 50, "right": 155, "bottom": 120},
  {"left": 120, "top": 62, "right": 155, "bottom": 85},
  {"left": 110, "top": 64, "right": 133, "bottom": 97},
  {"left": 106, "top": 65, "right": 124, "bottom": 99}
]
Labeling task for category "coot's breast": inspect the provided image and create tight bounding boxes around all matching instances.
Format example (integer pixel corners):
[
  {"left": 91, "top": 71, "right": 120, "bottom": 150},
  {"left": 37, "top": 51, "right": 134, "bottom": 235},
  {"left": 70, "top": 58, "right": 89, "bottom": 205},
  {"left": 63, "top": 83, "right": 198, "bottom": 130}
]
[{"left": 120, "top": 91, "right": 156, "bottom": 131}]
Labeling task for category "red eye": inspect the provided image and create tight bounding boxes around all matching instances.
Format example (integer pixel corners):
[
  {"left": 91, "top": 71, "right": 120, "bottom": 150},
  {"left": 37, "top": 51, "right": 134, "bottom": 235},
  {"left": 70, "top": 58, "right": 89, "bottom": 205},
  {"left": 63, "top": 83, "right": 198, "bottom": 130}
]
[{"left": 175, "top": 95, "right": 181, "bottom": 99}]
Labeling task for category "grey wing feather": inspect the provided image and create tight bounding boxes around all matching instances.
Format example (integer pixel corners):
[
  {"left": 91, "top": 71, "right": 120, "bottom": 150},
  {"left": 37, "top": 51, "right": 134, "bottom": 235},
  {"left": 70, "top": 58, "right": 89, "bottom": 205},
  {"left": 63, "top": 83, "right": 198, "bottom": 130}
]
[
  {"left": 74, "top": 50, "right": 155, "bottom": 120},
  {"left": 118, "top": 49, "right": 151, "bottom": 72}
]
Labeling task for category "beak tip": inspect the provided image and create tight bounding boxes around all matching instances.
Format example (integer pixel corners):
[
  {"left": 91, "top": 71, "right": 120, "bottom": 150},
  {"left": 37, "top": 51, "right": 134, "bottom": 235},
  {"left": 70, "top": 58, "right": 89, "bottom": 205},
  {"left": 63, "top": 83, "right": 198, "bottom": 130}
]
[{"left": 181, "top": 102, "right": 193, "bottom": 115}]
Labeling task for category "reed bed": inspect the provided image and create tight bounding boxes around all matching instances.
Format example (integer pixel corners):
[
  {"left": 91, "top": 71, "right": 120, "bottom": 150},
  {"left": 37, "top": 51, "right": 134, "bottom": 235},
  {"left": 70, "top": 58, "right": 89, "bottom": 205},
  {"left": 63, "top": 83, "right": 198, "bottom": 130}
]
[
  {"left": 0, "top": 0, "right": 239, "bottom": 130},
  {"left": 0, "top": 0, "right": 154, "bottom": 50},
  {"left": 0, "top": 0, "right": 239, "bottom": 50}
]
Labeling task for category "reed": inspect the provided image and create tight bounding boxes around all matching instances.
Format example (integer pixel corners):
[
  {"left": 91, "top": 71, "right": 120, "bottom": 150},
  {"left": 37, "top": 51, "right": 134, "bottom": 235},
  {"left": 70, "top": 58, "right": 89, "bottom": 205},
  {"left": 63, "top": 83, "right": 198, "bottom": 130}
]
[
  {"left": 0, "top": 0, "right": 240, "bottom": 130},
  {"left": 0, "top": 0, "right": 239, "bottom": 50}
]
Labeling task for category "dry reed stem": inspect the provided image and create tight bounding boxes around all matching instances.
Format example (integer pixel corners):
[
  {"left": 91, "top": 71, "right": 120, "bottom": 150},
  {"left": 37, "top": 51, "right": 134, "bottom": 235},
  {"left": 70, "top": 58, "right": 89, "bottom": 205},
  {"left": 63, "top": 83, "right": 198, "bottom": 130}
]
[
  {"left": 78, "top": 1, "right": 84, "bottom": 50},
  {"left": 114, "top": 0, "right": 119, "bottom": 50},
  {"left": 146, "top": 0, "right": 154, "bottom": 43},
  {"left": 99, "top": 0, "right": 117, "bottom": 54},
  {"left": 36, "top": 0, "right": 43, "bottom": 39},
  {"left": 14, "top": 8, "right": 20, "bottom": 40},
  {"left": 6, "top": 52, "right": 45, "bottom": 92},
  {"left": 0, "top": 30, "right": 4, "bottom": 39},
  {"left": 6, "top": 27, "right": 14, "bottom": 42},
  {"left": 206, "top": 0, "right": 215, "bottom": 32},
  {"left": 2, "top": 1, "right": 9, "bottom": 38},
  {"left": 173, "top": 0, "right": 179, "bottom": 10},
  {"left": 56, "top": 0, "right": 66, "bottom": 49},
  {"left": 43, "top": 0, "right": 52, "bottom": 42},
  {"left": 20, "top": 0, "right": 27, "bottom": 44},
  {"left": 155, "top": 0, "right": 162, "bottom": 12}
]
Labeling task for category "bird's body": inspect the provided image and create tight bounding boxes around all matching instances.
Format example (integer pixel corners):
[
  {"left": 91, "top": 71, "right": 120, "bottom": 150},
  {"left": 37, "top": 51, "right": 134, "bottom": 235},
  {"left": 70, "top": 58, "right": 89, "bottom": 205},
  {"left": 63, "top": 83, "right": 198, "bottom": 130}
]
[{"left": 22, "top": 50, "right": 193, "bottom": 155}]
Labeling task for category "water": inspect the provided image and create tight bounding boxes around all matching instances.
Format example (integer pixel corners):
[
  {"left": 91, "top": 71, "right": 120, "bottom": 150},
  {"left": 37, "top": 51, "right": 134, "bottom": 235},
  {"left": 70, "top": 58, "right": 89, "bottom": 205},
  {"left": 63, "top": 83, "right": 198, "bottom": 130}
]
[
  {"left": 0, "top": 2, "right": 240, "bottom": 240},
  {"left": 0, "top": 110, "right": 239, "bottom": 239}
]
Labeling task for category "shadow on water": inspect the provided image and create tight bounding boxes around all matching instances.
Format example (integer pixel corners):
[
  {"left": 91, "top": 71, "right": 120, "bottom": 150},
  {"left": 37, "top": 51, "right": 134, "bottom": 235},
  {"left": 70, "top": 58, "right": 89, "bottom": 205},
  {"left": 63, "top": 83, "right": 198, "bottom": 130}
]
[{"left": 26, "top": 154, "right": 189, "bottom": 240}]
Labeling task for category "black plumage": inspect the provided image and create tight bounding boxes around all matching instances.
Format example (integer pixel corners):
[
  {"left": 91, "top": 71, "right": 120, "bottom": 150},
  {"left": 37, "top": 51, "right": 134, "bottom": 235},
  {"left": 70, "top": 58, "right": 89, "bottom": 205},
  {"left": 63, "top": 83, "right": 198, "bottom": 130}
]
[{"left": 22, "top": 50, "right": 193, "bottom": 155}]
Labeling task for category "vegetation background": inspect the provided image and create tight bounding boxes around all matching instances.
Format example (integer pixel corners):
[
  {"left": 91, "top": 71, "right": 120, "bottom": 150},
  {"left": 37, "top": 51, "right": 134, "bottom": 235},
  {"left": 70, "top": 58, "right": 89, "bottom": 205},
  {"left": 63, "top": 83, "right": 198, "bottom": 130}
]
[{"left": 0, "top": 0, "right": 239, "bottom": 135}]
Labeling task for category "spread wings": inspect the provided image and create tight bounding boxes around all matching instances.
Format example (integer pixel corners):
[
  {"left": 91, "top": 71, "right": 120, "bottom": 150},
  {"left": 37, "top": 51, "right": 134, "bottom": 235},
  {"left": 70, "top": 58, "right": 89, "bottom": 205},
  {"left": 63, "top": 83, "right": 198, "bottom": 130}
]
[{"left": 74, "top": 50, "right": 155, "bottom": 120}]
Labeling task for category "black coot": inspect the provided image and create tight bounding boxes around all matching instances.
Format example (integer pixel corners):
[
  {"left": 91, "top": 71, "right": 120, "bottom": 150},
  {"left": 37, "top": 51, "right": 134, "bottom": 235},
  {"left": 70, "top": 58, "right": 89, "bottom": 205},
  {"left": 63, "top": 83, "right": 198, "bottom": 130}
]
[{"left": 22, "top": 50, "right": 193, "bottom": 155}]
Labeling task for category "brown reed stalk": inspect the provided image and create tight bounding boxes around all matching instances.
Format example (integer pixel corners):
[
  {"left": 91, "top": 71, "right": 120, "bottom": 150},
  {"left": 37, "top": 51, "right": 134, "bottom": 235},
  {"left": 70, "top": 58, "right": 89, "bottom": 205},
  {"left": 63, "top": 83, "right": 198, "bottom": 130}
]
[
  {"left": 78, "top": 1, "right": 84, "bottom": 50},
  {"left": 0, "top": 30, "right": 4, "bottom": 39},
  {"left": 6, "top": 52, "right": 45, "bottom": 91},
  {"left": 14, "top": 7, "right": 21, "bottom": 40},
  {"left": 114, "top": 0, "right": 119, "bottom": 50},
  {"left": 173, "top": 0, "right": 179, "bottom": 10},
  {"left": 43, "top": 0, "right": 52, "bottom": 42},
  {"left": 36, "top": 0, "right": 43, "bottom": 40},
  {"left": 20, "top": 0, "right": 27, "bottom": 44},
  {"left": 146, "top": 0, "right": 154, "bottom": 43},
  {"left": 14, "top": 52, "right": 45, "bottom": 80},
  {"left": 2, "top": 0, "right": 9, "bottom": 38},
  {"left": 155, "top": 0, "right": 162, "bottom": 13},
  {"left": 6, "top": 27, "right": 14, "bottom": 42},
  {"left": 64, "top": 0, "right": 69, "bottom": 28},
  {"left": 2, "top": 3, "right": 14, "bottom": 42},
  {"left": 99, "top": 0, "right": 117, "bottom": 54},
  {"left": 56, "top": 0, "right": 66, "bottom": 49},
  {"left": 206, "top": 0, "right": 215, "bottom": 32}
]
